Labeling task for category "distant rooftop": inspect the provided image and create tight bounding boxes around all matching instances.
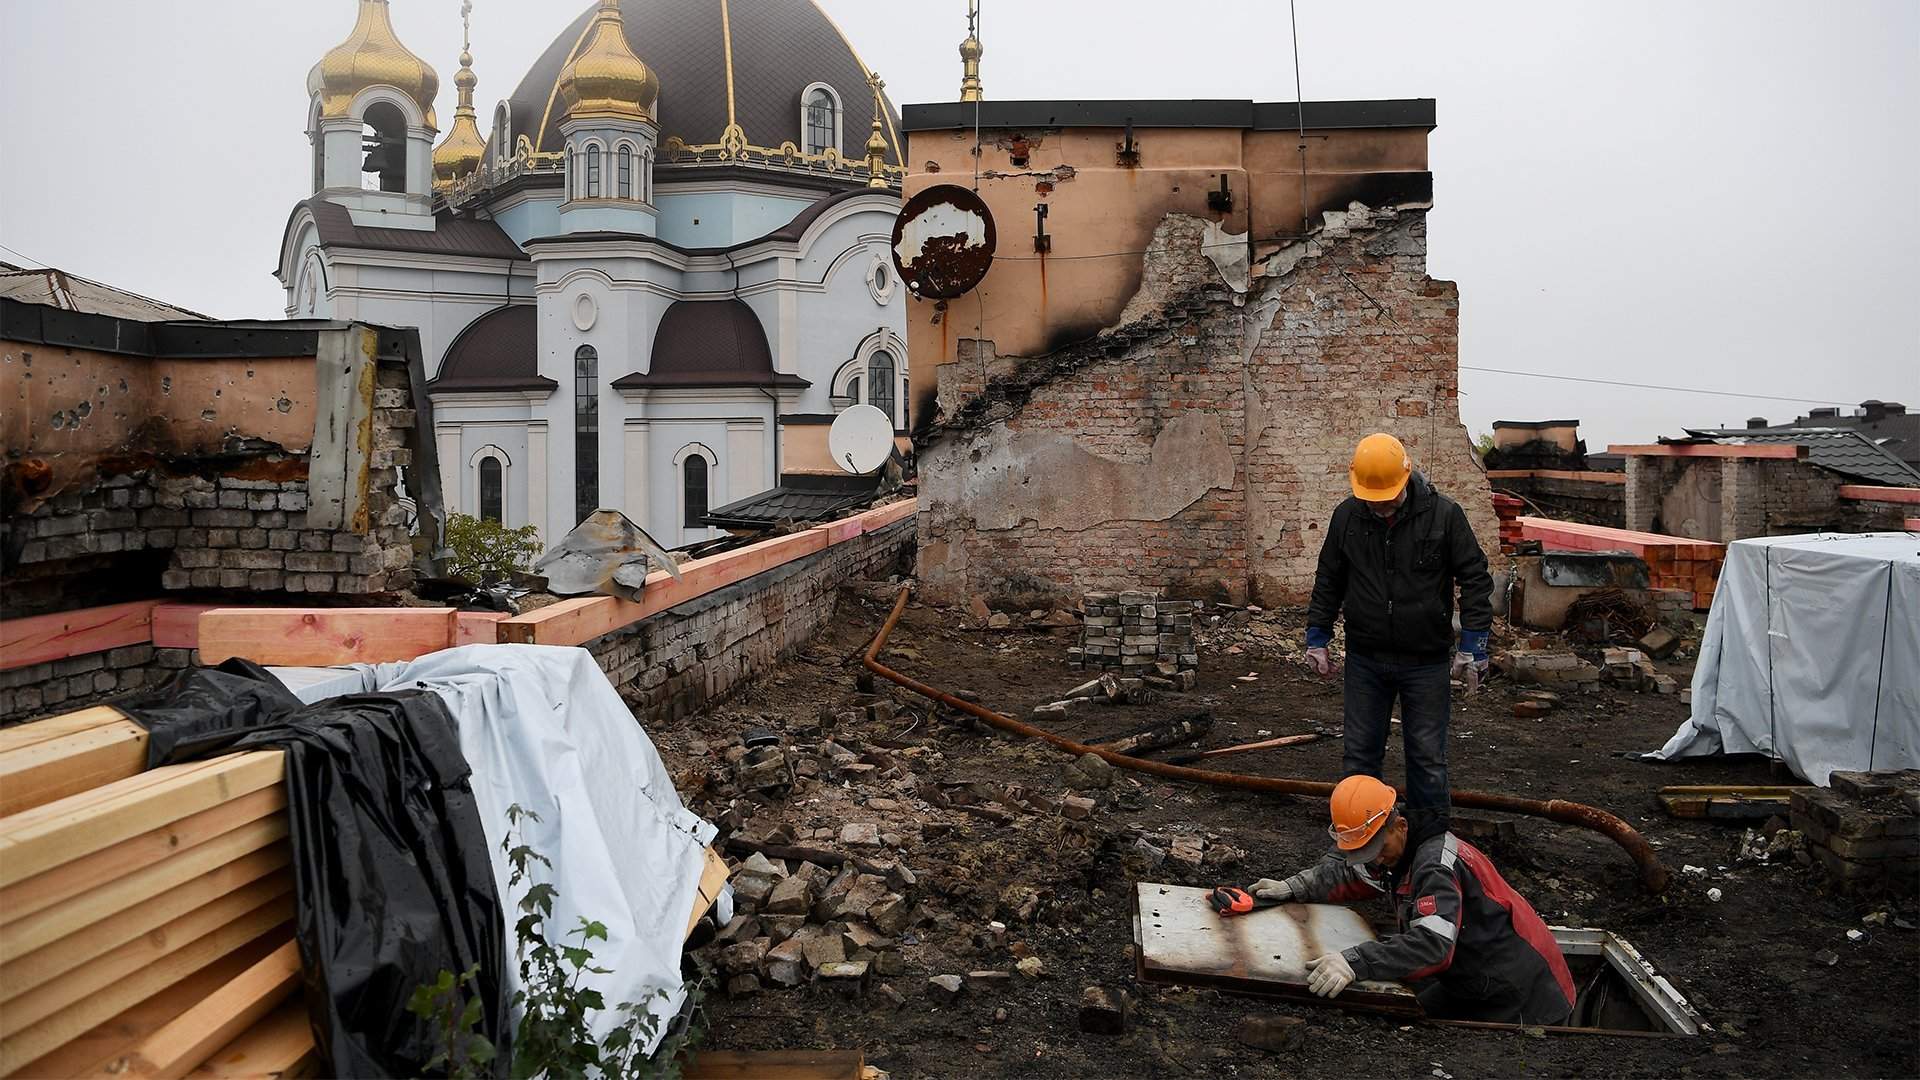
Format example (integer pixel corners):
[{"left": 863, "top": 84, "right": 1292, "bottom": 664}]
[
  {"left": 0, "top": 261, "right": 208, "bottom": 322},
  {"left": 1681, "top": 427, "right": 1920, "bottom": 488},
  {"left": 901, "top": 99, "right": 1436, "bottom": 133}
]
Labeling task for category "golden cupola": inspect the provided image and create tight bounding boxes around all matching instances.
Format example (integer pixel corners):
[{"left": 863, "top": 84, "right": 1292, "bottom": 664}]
[
  {"left": 557, "top": 0, "right": 659, "bottom": 123},
  {"left": 433, "top": 3, "right": 486, "bottom": 190},
  {"left": 309, "top": 0, "right": 440, "bottom": 127}
]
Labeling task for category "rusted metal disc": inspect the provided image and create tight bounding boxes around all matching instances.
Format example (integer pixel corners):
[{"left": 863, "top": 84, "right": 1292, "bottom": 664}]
[{"left": 891, "top": 184, "right": 997, "bottom": 299}]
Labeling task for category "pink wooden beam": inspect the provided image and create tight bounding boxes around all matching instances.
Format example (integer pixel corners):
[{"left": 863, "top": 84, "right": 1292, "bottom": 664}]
[
  {"left": 0, "top": 601, "right": 159, "bottom": 672},
  {"left": 1838, "top": 484, "right": 1920, "bottom": 505},
  {"left": 1606, "top": 443, "right": 1804, "bottom": 460}
]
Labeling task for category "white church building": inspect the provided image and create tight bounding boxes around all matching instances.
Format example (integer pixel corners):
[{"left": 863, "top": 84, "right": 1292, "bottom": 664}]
[{"left": 276, "top": 0, "right": 908, "bottom": 548}]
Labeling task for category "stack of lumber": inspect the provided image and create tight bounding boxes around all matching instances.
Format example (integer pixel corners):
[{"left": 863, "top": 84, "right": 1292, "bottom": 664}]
[
  {"left": 1516, "top": 517, "right": 1724, "bottom": 610},
  {"left": 0, "top": 706, "right": 313, "bottom": 1079},
  {"left": 1491, "top": 494, "right": 1525, "bottom": 553}
]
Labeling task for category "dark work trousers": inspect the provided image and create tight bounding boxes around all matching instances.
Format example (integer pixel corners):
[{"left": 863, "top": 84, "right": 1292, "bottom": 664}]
[{"left": 1343, "top": 652, "right": 1452, "bottom": 837}]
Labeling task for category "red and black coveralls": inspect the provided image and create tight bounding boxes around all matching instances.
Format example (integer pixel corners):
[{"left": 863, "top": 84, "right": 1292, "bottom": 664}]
[{"left": 1291, "top": 831, "right": 1576, "bottom": 1024}]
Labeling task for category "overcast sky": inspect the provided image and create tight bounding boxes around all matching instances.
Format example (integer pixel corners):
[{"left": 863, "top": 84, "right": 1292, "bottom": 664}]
[{"left": 2, "top": 1, "right": 1914, "bottom": 447}]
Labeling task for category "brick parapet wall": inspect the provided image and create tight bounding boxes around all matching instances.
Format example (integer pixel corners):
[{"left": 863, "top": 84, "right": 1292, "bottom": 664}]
[
  {"left": 1490, "top": 474, "right": 1625, "bottom": 528},
  {"left": 919, "top": 206, "right": 1497, "bottom": 608},
  {"left": 585, "top": 516, "right": 915, "bottom": 722},
  {"left": 0, "top": 645, "right": 197, "bottom": 725}
]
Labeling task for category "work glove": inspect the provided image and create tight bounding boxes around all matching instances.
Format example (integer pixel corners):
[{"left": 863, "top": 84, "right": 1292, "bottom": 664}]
[
  {"left": 1453, "top": 629, "right": 1491, "bottom": 693},
  {"left": 1247, "top": 877, "right": 1297, "bottom": 903},
  {"left": 1305, "top": 951, "right": 1356, "bottom": 998},
  {"left": 1305, "top": 647, "right": 1337, "bottom": 678}
]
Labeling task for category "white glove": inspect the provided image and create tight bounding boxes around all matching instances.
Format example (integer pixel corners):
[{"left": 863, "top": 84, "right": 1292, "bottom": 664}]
[
  {"left": 1305, "top": 951, "right": 1356, "bottom": 998},
  {"left": 1451, "top": 652, "right": 1488, "bottom": 694},
  {"left": 1248, "top": 878, "right": 1297, "bottom": 903},
  {"left": 1305, "top": 647, "right": 1337, "bottom": 678}
]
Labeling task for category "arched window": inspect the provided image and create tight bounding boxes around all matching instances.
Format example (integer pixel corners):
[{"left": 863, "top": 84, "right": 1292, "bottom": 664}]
[
  {"left": 617, "top": 146, "right": 634, "bottom": 198},
  {"left": 866, "top": 350, "right": 897, "bottom": 426},
  {"left": 586, "top": 145, "right": 602, "bottom": 198},
  {"left": 574, "top": 345, "right": 599, "bottom": 523},
  {"left": 478, "top": 456, "right": 503, "bottom": 523},
  {"left": 683, "top": 455, "right": 709, "bottom": 527},
  {"left": 642, "top": 148, "right": 654, "bottom": 200},
  {"left": 805, "top": 88, "right": 837, "bottom": 155},
  {"left": 360, "top": 101, "right": 409, "bottom": 193},
  {"left": 492, "top": 104, "right": 511, "bottom": 167}
]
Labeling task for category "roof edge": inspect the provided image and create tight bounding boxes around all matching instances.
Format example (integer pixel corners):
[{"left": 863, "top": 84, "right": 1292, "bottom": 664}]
[{"left": 901, "top": 98, "right": 1437, "bottom": 133}]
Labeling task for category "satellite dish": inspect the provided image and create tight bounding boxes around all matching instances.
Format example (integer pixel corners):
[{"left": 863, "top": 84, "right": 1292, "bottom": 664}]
[
  {"left": 829, "top": 405, "right": 896, "bottom": 475},
  {"left": 892, "top": 184, "right": 996, "bottom": 299}
]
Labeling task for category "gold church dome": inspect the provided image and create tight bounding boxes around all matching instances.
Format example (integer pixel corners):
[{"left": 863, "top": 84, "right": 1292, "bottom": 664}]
[
  {"left": 557, "top": 0, "right": 659, "bottom": 123},
  {"left": 433, "top": 50, "right": 486, "bottom": 189},
  {"left": 309, "top": 0, "right": 440, "bottom": 127}
]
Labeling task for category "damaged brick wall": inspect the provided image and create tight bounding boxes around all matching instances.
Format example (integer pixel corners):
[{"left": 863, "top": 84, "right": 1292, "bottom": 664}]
[
  {"left": 0, "top": 645, "right": 196, "bottom": 722},
  {"left": 918, "top": 205, "right": 1497, "bottom": 608},
  {"left": 586, "top": 516, "right": 915, "bottom": 721}
]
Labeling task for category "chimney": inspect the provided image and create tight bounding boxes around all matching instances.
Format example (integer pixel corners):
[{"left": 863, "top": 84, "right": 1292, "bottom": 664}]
[
  {"left": 1746, "top": 417, "right": 1768, "bottom": 429},
  {"left": 1860, "top": 399, "right": 1891, "bottom": 422},
  {"left": 1809, "top": 407, "right": 1839, "bottom": 419}
]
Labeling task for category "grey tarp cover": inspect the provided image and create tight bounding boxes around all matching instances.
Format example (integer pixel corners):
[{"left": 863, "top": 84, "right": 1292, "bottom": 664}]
[
  {"left": 1648, "top": 532, "right": 1920, "bottom": 784},
  {"left": 302, "top": 644, "right": 718, "bottom": 1055}
]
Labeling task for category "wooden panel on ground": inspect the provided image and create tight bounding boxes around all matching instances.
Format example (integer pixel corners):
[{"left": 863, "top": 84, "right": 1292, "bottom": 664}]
[
  {"left": 1656, "top": 785, "right": 1810, "bottom": 820},
  {"left": 195, "top": 608, "right": 458, "bottom": 666},
  {"left": 0, "top": 786, "right": 286, "bottom": 929},
  {"left": 680, "top": 1050, "right": 868, "bottom": 1080},
  {"left": 1131, "top": 883, "right": 1421, "bottom": 1015},
  {"left": 684, "top": 846, "right": 730, "bottom": 941},
  {"left": 0, "top": 602, "right": 159, "bottom": 673},
  {"left": 104, "top": 940, "right": 302, "bottom": 1080},
  {"left": 0, "top": 751, "right": 285, "bottom": 888},
  {"left": 0, "top": 708, "right": 129, "bottom": 755},
  {"left": 187, "top": 995, "right": 317, "bottom": 1079},
  {"left": 0, "top": 718, "right": 150, "bottom": 818}
]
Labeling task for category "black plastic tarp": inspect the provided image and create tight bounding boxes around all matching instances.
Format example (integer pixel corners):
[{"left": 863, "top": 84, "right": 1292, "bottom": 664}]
[{"left": 122, "top": 660, "right": 509, "bottom": 1078}]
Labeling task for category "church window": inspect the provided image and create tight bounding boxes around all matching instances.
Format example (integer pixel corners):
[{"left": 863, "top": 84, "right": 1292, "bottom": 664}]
[
  {"left": 867, "top": 350, "right": 897, "bottom": 426},
  {"left": 805, "top": 88, "right": 837, "bottom": 155},
  {"left": 574, "top": 345, "right": 599, "bottom": 523},
  {"left": 683, "top": 455, "right": 709, "bottom": 527},
  {"left": 586, "top": 146, "right": 602, "bottom": 198},
  {"left": 478, "top": 456, "right": 503, "bottom": 523},
  {"left": 618, "top": 146, "right": 633, "bottom": 198},
  {"left": 492, "top": 104, "right": 511, "bottom": 167}
]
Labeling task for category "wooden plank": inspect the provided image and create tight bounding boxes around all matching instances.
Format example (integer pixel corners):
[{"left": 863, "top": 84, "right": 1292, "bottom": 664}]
[
  {"left": 0, "top": 895, "right": 291, "bottom": 1073},
  {"left": 1, "top": 848, "right": 290, "bottom": 1001},
  {"left": 680, "top": 1051, "right": 867, "bottom": 1080},
  {"left": 104, "top": 940, "right": 302, "bottom": 1080},
  {"left": 196, "top": 608, "right": 458, "bottom": 666},
  {"left": 0, "top": 719, "right": 150, "bottom": 818},
  {"left": 151, "top": 605, "right": 217, "bottom": 650},
  {"left": 1, "top": 875, "right": 293, "bottom": 1038},
  {"left": 0, "top": 602, "right": 159, "bottom": 673},
  {"left": 1657, "top": 785, "right": 1810, "bottom": 820},
  {"left": 1485, "top": 469, "right": 1627, "bottom": 485},
  {"left": 2, "top": 816, "right": 289, "bottom": 964},
  {"left": 8, "top": 935, "right": 287, "bottom": 1080},
  {"left": 0, "top": 707, "right": 126, "bottom": 755},
  {"left": 187, "top": 998, "right": 317, "bottom": 1079},
  {"left": 684, "top": 846, "right": 730, "bottom": 941},
  {"left": 1837, "top": 484, "right": 1920, "bottom": 505},
  {"left": 0, "top": 785, "right": 286, "bottom": 929},
  {"left": 1606, "top": 443, "right": 1805, "bottom": 460},
  {"left": 0, "top": 751, "right": 286, "bottom": 889},
  {"left": 454, "top": 611, "right": 509, "bottom": 646}
]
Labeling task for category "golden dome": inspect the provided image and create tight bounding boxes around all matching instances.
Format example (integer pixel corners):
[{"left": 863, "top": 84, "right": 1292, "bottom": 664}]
[
  {"left": 310, "top": 0, "right": 439, "bottom": 126},
  {"left": 557, "top": 0, "right": 659, "bottom": 124},
  {"left": 433, "top": 6, "right": 486, "bottom": 191}
]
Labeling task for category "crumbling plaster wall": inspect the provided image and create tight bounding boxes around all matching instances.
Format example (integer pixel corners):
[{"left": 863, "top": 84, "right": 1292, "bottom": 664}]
[{"left": 919, "top": 206, "right": 1497, "bottom": 607}]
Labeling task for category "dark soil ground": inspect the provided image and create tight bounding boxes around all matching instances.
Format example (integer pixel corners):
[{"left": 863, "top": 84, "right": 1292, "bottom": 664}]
[{"left": 658, "top": 591, "right": 1920, "bottom": 1079}]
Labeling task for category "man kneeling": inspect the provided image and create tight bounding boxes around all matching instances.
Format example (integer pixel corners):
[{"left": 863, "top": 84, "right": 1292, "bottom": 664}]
[{"left": 1249, "top": 775, "right": 1575, "bottom": 1025}]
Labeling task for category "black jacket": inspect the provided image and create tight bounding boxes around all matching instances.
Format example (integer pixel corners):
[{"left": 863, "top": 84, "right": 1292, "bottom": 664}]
[{"left": 1306, "top": 473, "right": 1492, "bottom": 663}]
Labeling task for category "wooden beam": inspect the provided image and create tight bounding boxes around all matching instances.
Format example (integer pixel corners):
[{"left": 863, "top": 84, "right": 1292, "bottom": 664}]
[
  {"left": 1606, "top": 442, "right": 1804, "bottom": 460},
  {"left": 684, "top": 847, "right": 730, "bottom": 941},
  {"left": 1838, "top": 484, "right": 1920, "bottom": 505},
  {"left": 1656, "top": 785, "right": 1810, "bottom": 820},
  {"left": 0, "top": 751, "right": 286, "bottom": 889},
  {"left": 0, "top": 602, "right": 158, "bottom": 673},
  {"left": 0, "top": 707, "right": 126, "bottom": 756},
  {"left": 1485, "top": 469, "right": 1627, "bottom": 485},
  {"left": 0, "top": 719, "right": 150, "bottom": 818},
  {"left": 0, "top": 894, "right": 291, "bottom": 1074},
  {"left": 186, "top": 997, "right": 317, "bottom": 1079},
  {"left": 680, "top": 1050, "right": 868, "bottom": 1080},
  {"left": 0, "top": 785, "right": 286, "bottom": 930},
  {"left": 196, "top": 608, "right": 459, "bottom": 666},
  {"left": 151, "top": 605, "right": 216, "bottom": 650},
  {"left": 455, "top": 611, "right": 509, "bottom": 646},
  {"left": 101, "top": 940, "right": 301, "bottom": 1080},
  {"left": 1516, "top": 517, "right": 1724, "bottom": 559},
  {"left": 0, "top": 875, "right": 293, "bottom": 1038},
  {"left": 1, "top": 817, "right": 288, "bottom": 963}
]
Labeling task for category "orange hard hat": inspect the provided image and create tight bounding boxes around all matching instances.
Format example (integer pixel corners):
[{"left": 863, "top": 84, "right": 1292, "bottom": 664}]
[
  {"left": 1327, "top": 774, "right": 1398, "bottom": 862},
  {"left": 1350, "top": 433, "right": 1412, "bottom": 501}
]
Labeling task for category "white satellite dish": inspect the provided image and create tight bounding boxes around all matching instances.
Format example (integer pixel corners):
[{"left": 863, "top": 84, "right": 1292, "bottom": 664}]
[{"left": 829, "top": 404, "right": 895, "bottom": 475}]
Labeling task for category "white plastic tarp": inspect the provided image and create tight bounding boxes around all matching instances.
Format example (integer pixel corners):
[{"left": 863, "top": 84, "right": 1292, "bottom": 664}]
[
  {"left": 297, "top": 644, "right": 717, "bottom": 1054},
  {"left": 1648, "top": 532, "right": 1920, "bottom": 784}
]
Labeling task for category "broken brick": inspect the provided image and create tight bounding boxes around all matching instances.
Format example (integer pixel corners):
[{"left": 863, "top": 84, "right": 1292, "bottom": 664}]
[{"left": 1078, "top": 985, "right": 1129, "bottom": 1035}]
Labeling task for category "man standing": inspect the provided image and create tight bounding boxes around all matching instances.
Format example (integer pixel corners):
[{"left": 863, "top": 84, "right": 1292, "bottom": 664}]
[
  {"left": 1304, "top": 433, "right": 1492, "bottom": 838},
  {"left": 1248, "top": 775, "right": 1576, "bottom": 1025}
]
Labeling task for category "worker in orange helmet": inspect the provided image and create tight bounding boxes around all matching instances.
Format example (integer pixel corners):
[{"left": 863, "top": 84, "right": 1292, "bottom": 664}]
[
  {"left": 1302, "top": 433, "right": 1493, "bottom": 840},
  {"left": 1248, "top": 776, "right": 1576, "bottom": 1024}
]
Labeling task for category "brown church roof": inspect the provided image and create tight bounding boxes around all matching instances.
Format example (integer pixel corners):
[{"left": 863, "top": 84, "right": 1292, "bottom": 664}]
[
  {"left": 427, "top": 305, "right": 555, "bottom": 393},
  {"left": 612, "top": 298, "right": 807, "bottom": 390}
]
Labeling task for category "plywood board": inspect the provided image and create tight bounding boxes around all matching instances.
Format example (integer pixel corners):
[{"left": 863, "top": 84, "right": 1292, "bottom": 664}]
[
  {"left": 0, "top": 602, "right": 158, "bottom": 673},
  {"left": 1131, "top": 883, "right": 1420, "bottom": 1013},
  {"left": 196, "top": 608, "right": 458, "bottom": 666}
]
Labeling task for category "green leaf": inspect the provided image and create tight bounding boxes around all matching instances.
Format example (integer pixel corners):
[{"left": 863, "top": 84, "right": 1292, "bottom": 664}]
[
  {"left": 560, "top": 945, "right": 592, "bottom": 968},
  {"left": 580, "top": 919, "right": 609, "bottom": 942},
  {"left": 577, "top": 988, "right": 605, "bottom": 1012}
]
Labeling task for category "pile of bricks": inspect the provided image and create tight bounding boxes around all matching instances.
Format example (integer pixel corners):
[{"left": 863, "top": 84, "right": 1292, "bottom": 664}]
[
  {"left": 1492, "top": 494, "right": 1526, "bottom": 554},
  {"left": 1599, "top": 647, "right": 1679, "bottom": 695},
  {"left": 1791, "top": 770, "right": 1919, "bottom": 896},
  {"left": 1517, "top": 517, "right": 1724, "bottom": 610},
  {"left": 1070, "top": 591, "right": 1199, "bottom": 672}
]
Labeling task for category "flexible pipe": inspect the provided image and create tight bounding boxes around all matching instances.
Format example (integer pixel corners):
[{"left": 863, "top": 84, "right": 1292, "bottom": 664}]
[{"left": 861, "top": 586, "right": 1670, "bottom": 894}]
